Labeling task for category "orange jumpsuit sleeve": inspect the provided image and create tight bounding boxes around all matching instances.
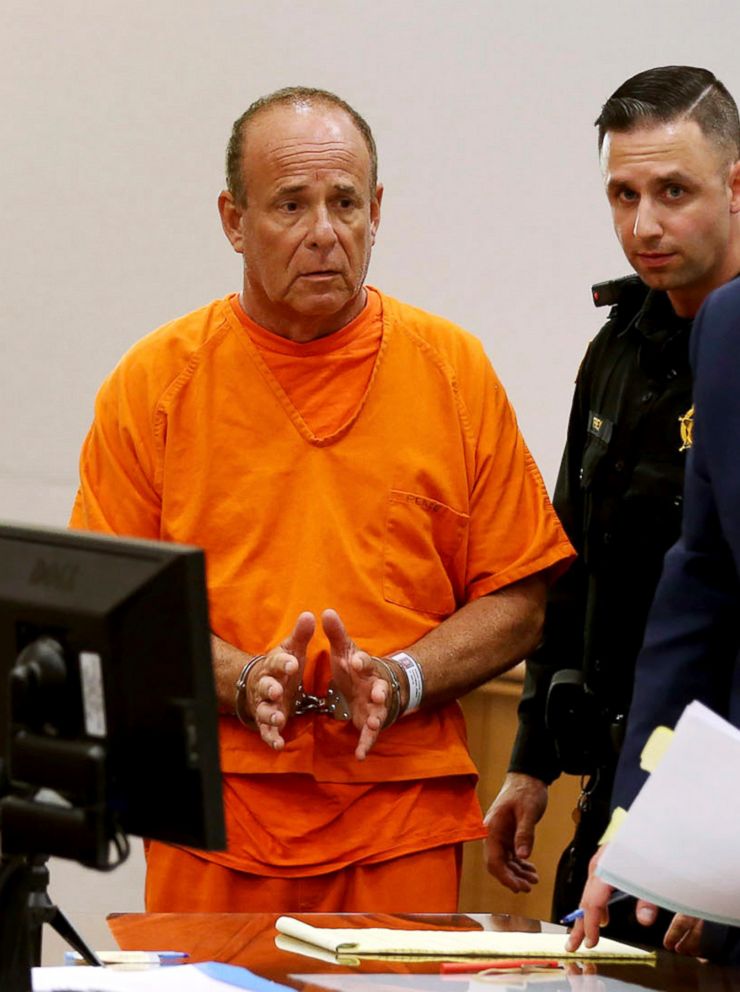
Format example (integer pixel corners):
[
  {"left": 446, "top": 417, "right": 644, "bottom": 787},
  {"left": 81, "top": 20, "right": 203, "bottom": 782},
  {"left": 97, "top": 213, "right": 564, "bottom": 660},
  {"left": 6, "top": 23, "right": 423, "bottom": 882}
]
[
  {"left": 459, "top": 338, "right": 573, "bottom": 599},
  {"left": 69, "top": 359, "right": 163, "bottom": 539}
]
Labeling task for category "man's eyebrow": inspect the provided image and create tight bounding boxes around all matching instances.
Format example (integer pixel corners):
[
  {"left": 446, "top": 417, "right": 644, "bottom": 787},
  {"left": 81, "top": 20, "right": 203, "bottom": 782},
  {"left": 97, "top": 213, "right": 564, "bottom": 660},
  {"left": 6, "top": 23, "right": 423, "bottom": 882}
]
[
  {"left": 272, "top": 181, "right": 362, "bottom": 198},
  {"left": 607, "top": 169, "right": 694, "bottom": 193},
  {"left": 654, "top": 169, "right": 694, "bottom": 185},
  {"left": 274, "top": 182, "right": 309, "bottom": 197}
]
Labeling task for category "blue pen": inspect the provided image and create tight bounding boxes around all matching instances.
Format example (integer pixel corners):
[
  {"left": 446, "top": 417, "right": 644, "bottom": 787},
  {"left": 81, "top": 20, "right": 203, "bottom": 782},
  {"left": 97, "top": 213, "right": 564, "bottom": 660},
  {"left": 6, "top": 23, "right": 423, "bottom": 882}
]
[
  {"left": 64, "top": 949, "right": 189, "bottom": 965},
  {"left": 560, "top": 890, "right": 632, "bottom": 925}
]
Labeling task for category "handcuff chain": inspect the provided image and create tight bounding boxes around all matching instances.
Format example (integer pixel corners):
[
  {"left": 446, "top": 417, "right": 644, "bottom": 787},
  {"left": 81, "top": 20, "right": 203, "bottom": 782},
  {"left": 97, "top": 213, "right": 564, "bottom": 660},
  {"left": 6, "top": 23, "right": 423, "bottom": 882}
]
[{"left": 293, "top": 683, "right": 352, "bottom": 720}]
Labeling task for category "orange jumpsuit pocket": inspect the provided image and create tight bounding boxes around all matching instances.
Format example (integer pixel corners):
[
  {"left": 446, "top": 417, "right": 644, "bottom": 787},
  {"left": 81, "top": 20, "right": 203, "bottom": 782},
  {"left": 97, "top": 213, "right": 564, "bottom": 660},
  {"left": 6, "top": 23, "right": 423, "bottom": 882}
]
[{"left": 382, "top": 489, "right": 469, "bottom": 616}]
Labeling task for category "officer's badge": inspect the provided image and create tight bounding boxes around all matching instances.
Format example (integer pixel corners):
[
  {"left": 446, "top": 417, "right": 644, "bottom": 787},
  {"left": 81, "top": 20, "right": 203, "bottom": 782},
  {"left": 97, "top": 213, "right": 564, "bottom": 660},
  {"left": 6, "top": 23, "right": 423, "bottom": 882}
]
[{"left": 679, "top": 405, "right": 694, "bottom": 451}]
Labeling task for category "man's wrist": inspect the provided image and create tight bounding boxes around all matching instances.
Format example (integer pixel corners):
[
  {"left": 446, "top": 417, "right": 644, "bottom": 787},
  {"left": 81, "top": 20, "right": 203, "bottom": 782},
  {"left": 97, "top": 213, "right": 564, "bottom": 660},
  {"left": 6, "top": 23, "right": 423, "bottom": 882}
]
[
  {"left": 386, "top": 650, "right": 424, "bottom": 715},
  {"left": 234, "top": 653, "right": 267, "bottom": 729},
  {"left": 383, "top": 651, "right": 424, "bottom": 718},
  {"left": 369, "top": 656, "right": 403, "bottom": 727}
]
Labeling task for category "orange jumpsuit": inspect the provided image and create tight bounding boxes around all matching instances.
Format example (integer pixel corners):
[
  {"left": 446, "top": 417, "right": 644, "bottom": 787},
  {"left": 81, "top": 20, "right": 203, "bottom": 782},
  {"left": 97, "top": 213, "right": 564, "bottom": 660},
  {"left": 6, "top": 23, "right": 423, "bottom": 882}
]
[{"left": 70, "top": 287, "right": 573, "bottom": 910}]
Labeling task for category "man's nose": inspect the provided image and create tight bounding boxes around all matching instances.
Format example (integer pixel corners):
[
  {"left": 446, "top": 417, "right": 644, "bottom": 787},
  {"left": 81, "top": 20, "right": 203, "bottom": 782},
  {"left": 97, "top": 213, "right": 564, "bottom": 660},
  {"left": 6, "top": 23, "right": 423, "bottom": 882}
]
[
  {"left": 305, "top": 206, "right": 337, "bottom": 249},
  {"left": 632, "top": 199, "right": 663, "bottom": 239}
]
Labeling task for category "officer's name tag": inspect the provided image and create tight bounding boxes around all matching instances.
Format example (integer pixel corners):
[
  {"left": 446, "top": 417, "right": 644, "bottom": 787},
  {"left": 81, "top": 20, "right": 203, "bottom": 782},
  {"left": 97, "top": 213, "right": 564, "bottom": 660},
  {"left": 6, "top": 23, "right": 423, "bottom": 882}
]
[{"left": 587, "top": 410, "right": 613, "bottom": 443}]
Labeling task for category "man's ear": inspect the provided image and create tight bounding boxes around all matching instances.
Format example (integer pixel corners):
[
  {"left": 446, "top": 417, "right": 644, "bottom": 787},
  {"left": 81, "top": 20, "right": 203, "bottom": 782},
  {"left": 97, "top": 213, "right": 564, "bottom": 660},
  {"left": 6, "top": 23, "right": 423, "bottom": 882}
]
[
  {"left": 370, "top": 184, "right": 383, "bottom": 245},
  {"left": 218, "top": 189, "right": 245, "bottom": 253},
  {"left": 728, "top": 161, "right": 740, "bottom": 214}
]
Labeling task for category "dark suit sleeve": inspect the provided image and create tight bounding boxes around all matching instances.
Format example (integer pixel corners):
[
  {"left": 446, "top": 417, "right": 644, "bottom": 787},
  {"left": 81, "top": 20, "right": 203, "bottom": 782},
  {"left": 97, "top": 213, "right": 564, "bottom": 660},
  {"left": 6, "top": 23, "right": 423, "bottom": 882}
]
[
  {"left": 612, "top": 284, "right": 740, "bottom": 810},
  {"left": 509, "top": 348, "right": 591, "bottom": 784}
]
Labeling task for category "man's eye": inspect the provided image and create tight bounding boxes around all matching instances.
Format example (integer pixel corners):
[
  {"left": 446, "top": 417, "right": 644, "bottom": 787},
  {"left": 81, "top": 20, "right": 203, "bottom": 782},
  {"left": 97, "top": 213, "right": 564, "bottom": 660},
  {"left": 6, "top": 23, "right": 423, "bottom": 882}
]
[
  {"left": 665, "top": 185, "right": 685, "bottom": 200},
  {"left": 337, "top": 198, "right": 355, "bottom": 210},
  {"left": 280, "top": 201, "right": 299, "bottom": 213},
  {"left": 619, "top": 189, "right": 638, "bottom": 203}
]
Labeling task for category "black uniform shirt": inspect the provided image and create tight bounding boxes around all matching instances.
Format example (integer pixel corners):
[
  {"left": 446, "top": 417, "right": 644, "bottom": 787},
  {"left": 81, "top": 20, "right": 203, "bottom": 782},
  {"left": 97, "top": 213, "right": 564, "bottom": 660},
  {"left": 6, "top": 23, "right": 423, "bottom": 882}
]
[{"left": 510, "top": 280, "right": 693, "bottom": 783}]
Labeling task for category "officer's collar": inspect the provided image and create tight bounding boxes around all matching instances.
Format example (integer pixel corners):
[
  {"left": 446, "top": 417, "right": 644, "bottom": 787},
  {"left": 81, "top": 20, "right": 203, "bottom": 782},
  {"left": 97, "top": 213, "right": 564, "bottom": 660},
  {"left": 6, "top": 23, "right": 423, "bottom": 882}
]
[{"left": 619, "top": 288, "right": 693, "bottom": 345}]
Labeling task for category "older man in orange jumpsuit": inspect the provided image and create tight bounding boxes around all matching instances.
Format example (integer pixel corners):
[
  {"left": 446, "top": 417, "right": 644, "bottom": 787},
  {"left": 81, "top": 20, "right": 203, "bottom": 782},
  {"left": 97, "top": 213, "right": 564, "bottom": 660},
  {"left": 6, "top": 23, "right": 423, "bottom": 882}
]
[{"left": 70, "top": 86, "right": 573, "bottom": 912}]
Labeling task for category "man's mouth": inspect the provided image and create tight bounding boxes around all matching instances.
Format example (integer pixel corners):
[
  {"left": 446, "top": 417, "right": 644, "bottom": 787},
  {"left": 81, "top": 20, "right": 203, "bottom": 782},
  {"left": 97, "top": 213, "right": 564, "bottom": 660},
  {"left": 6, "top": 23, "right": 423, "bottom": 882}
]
[{"left": 636, "top": 252, "right": 676, "bottom": 268}]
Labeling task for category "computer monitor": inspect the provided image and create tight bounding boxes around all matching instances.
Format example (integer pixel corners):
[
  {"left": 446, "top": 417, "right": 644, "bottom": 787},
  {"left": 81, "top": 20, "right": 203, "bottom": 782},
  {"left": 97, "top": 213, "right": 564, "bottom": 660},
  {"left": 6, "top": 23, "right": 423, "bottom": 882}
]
[{"left": 0, "top": 522, "right": 226, "bottom": 867}]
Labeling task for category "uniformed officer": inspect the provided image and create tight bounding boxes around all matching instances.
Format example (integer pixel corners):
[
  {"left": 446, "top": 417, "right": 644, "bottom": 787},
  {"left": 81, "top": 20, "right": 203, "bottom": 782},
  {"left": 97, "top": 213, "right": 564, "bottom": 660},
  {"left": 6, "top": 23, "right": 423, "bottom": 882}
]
[
  {"left": 484, "top": 65, "right": 740, "bottom": 940},
  {"left": 568, "top": 275, "right": 740, "bottom": 962}
]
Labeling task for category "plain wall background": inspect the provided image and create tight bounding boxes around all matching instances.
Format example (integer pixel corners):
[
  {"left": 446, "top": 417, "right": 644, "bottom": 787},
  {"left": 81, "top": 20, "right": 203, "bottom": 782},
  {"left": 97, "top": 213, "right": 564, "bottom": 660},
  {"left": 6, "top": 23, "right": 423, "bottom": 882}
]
[{"left": 3, "top": 0, "right": 740, "bottom": 962}]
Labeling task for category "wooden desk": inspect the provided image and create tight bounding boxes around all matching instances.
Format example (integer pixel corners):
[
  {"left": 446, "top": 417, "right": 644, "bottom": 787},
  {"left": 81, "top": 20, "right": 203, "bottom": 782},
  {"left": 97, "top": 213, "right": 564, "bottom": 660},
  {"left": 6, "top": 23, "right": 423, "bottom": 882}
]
[{"left": 108, "top": 912, "right": 740, "bottom": 990}]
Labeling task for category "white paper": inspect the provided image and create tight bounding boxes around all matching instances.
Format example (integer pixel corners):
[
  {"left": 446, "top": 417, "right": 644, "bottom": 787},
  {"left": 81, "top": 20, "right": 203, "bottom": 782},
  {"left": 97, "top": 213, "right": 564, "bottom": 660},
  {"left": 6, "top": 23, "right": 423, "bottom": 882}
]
[
  {"left": 598, "top": 700, "right": 740, "bottom": 925},
  {"left": 32, "top": 961, "right": 291, "bottom": 992}
]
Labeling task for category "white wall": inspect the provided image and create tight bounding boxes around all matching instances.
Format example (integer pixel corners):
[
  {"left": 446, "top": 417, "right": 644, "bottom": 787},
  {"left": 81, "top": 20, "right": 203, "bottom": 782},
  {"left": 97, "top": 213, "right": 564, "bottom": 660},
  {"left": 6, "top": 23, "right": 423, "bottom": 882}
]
[{"left": 3, "top": 0, "right": 740, "bottom": 962}]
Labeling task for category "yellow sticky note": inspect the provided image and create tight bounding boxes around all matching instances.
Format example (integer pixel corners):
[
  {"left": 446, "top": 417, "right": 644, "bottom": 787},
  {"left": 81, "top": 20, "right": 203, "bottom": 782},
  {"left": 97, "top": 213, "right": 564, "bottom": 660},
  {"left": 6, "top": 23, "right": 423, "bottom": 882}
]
[
  {"left": 598, "top": 726, "right": 674, "bottom": 846},
  {"left": 599, "top": 805, "right": 628, "bottom": 844},
  {"left": 640, "top": 725, "right": 674, "bottom": 773}
]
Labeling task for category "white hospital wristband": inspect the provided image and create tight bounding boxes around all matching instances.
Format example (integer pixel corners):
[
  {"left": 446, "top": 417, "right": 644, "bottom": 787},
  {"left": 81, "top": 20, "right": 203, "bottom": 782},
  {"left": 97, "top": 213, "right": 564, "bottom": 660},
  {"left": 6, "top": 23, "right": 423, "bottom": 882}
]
[{"left": 389, "top": 650, "right": 424, "bottom": 714}]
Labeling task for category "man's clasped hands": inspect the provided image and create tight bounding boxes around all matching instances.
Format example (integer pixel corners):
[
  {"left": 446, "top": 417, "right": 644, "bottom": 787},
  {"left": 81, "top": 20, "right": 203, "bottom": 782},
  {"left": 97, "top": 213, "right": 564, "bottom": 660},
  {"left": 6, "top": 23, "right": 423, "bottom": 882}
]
[{"left": 234, "top": 609, "right": 407, "bottom": 760}]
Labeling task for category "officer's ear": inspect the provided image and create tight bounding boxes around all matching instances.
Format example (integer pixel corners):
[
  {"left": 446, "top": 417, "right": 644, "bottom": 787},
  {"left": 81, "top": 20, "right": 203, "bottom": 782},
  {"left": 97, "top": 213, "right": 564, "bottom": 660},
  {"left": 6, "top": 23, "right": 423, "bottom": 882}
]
[{"left": 728, "top": 160, "right": 740, "bottom": 214}]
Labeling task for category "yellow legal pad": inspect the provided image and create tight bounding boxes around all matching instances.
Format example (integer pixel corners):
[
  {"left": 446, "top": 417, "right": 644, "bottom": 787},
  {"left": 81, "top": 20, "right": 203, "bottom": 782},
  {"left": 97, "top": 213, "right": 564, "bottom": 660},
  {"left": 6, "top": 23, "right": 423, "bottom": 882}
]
[{"left": 274, "top": 916, "right": 655, "bottom": 961}]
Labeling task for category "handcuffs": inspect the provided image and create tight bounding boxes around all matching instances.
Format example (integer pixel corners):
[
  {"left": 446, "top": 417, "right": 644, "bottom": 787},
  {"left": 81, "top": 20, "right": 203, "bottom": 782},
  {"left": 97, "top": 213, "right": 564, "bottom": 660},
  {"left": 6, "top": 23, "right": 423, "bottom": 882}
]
[{"left": 235, "top": 654, "right": 402, "bottom": 730}]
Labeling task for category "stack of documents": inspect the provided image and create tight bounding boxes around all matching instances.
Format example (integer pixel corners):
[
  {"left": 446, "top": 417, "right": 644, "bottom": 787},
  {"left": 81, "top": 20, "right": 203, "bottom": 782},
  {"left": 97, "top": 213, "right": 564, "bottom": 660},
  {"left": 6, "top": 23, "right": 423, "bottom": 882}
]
[
  {"left": 274, "top": 916, "right": 654, "bottom": 961},
  {"left": 32, "top": 962, "right": 292, "bottom": 992},
  {"left": 598, "top": 700, "right": 740, "bottom": 925}
]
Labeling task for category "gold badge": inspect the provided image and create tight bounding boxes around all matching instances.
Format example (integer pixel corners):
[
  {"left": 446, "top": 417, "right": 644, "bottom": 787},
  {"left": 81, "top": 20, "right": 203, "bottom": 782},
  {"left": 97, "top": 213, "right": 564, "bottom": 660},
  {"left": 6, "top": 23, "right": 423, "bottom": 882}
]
[
  {"left": 679, "top": 405, "right": 694, "bottom": 451},
  {"left": 592, "top": 415, "right": 603, "bottom": 432}
]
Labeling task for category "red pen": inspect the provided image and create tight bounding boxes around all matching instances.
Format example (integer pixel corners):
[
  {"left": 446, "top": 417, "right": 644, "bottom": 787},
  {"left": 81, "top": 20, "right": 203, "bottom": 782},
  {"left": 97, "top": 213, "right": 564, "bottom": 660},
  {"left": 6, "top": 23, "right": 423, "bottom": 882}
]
[{"left": 440, "top": 959, "right": 561, "bottom": 974}]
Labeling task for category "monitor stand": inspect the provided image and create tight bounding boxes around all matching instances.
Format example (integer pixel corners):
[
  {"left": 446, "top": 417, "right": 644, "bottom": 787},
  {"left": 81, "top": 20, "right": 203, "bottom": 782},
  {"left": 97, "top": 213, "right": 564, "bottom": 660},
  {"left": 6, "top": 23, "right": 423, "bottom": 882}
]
[{"left": 0, "top": 853, "right": 102, "bottom": 992}]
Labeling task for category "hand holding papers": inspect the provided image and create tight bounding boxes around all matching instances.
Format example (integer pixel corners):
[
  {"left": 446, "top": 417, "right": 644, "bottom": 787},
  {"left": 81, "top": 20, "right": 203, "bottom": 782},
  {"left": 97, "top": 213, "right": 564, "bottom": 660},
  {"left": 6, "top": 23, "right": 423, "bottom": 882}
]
[
  {"left": 597, "top": 700, "right": 740, "bottom": 926},
  {"left": 559, "top": 890, "right": 633, "bottom": 925}
]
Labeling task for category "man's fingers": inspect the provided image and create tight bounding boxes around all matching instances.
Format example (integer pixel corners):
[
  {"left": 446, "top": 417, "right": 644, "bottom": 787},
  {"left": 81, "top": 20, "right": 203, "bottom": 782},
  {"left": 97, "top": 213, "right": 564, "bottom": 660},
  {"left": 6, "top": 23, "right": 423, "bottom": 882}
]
[
  {"left": 320, "top": 611, "right": 390, "bottom": 755},
  {"left": 565, "top": 882, "right": 613, "bottom": 950},
  {"left": 284, "top": 610, "right": 316, "bottom": 657},
  {"left": 566, "top": 903, "right": 608, "bottom": 951},
  {"left": 484, "top": 816, "right": 539, "bottom": 893},
  {"left": 492, "top": 868, "right": 531, "bottom": 893},
  {"left": 369, "top": 674, "right": 388, "bottom": 704},
  {"left": 239, "top": 612, "right": 317, "bottom": 753},
  {"left": 249, "top": 659, "right": 298, "bottom": 753},
  {"left": 566, "top": 918, "right": 586, "bottom": 952},
  {"left": 253, "top": 673, "right": 284, "bottom": 701},
  {"left": 584, "top": 903, "right": 609, "bottom": 947},
  {"left": 252, "top": 694, "right": 288, "bottom": 750},
  {"left": 564, "top": 845, "right": 612, "bottom": 950},
  {"left": 508, "top": 857, "right": 539, "bottom": 883},
  {"left": 514, "top": 819, "right": 536, "bottom": 860},
  {"left": 500, "top": 860, "right": 538, "bottom": 893},
  {"left": 354, "top": 715, "right": 382, "bottom": 760},
  {"left": 636, "top": 900, "right": 658, "bottom": 927},
  {"left": 321, "top": 607, "right": 351, "bottom": 655},
  {"left": 254, "top": 699, "right": 287, "bottom": 726},
  {"left": 255, "top": 658, "right": 295, "bottom": 695},
  {"left": 664, "top": 914, "right": 702, "bottom": 955},
  {"left": 257, "top": 721, "right": 286, "bottom": 751}
]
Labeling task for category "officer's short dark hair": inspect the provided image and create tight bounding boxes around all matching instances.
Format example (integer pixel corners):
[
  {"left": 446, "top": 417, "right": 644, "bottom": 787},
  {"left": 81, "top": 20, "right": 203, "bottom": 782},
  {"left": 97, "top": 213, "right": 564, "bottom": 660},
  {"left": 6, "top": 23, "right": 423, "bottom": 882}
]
[
  {"left": 596, "top": 66, "right": 740, "bottom": 165},
  {"left": 225, "top": 86, "right": 378, "bottom": 206}
]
